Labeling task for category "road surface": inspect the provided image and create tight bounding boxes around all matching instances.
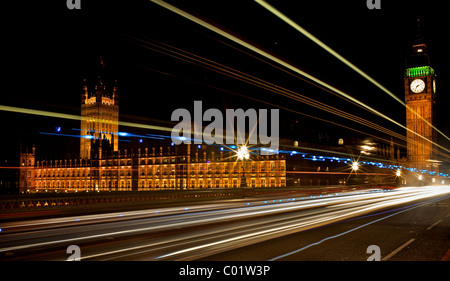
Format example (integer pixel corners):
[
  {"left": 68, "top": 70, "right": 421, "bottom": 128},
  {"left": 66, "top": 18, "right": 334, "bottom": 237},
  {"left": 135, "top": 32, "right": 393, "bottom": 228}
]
[{"left": 0, "top": 186, "right": 449, "bottom": 261}]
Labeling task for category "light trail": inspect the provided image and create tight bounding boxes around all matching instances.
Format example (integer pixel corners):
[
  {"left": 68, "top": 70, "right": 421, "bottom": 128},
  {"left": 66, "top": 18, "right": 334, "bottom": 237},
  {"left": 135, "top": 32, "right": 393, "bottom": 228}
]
[
  {"left": 131, "top": 48, "right": 416, "bottom": 160},
  {"left": 268, "top": 193, "right": 448, "bottom": 261},
  {"left": 1, "top": 102, "right": 447, "bottom": 171},
  {"left": 1, "top": 186, "right": 449, "bottom": 260},
  {"left": 153, "top": 186, "right": 450, "bottom": 261},
  {"left": 129, "top": 35, "right": 444, "bottom": 164},
  {"left": 287, "top": 171, "right": 392, "bottom": 176},
  {"left": 0, "top": 104, "right": 415, "bottom": 168},
  {"left": 129, "top": 35, "right": 407, "bottom": 143},
  {"left": 0, "top": 105, "right": 173, "bottom": 133},
  {"left": 255, "top": 0, "right": 450, "bottom": 145},
  {"left": 2, "top": 43, "right": 448, "bottom": 161},
  {"left": 135, "top": 58, "right": 401, "bottom": 148},
  {"left": 3, "top": 6, "right": 449, "bottom": 163},
  {"left": 149, "top": 0, "right": 450, "bottom": 156},
  {"left": 130, "top": 29, "right": 406, "bottom": 143}
]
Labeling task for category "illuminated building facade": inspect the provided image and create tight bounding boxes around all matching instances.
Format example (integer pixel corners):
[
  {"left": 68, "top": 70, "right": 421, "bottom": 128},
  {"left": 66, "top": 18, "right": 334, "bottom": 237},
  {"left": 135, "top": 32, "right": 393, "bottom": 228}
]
[
  {"left": 20, "top": 145, "right": 286, "bottom": 193},
  {"left": 18, "top": 59, "right": 286, "bottom": 193},
  {"left": 80, "top": 58, "right": 119, "bottom": 159},
  {"left": 404, "top": 17, "right": 438, "bottom": 171}
]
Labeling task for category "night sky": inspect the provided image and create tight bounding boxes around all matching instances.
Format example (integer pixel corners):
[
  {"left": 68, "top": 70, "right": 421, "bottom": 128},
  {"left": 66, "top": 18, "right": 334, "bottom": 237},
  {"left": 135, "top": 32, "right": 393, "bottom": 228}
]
[{"left": 2, "top": 0, "right": 450, "bottom": 164}]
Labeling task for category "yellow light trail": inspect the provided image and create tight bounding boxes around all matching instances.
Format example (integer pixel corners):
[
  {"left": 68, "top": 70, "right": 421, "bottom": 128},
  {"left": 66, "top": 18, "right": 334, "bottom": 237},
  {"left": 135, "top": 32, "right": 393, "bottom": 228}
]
[
  {"left": 128, "top": 35, "right": 406, "bottom": 143},
  {"left": 132, "top": 49, "right": 407, "bottom": 152},
  {"left": 254, "top": 0, "right": 450, "bottom": 144},
  {"left": 136, "top": 31, "right": 450, "bottom": 163},
  {"left": 0, "top": 105, "right": 173, "bottom": 133},
  {"left": 0, "top": 103, "right": 412, "bottom": 166},
  {"left": 161, "top": 34, "right": 443, "bottom": 157},
  {"left": 190, "top": 34, "right": 450, "bottom": 161},
  {"left": 149, "top": 0, "right": 450, "bottom": 155}
]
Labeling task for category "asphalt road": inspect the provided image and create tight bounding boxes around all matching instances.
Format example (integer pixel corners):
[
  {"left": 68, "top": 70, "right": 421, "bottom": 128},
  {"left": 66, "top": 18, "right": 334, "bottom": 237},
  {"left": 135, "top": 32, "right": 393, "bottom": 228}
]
[
  {"left": 203, "top": 192, "right": 450, "bottom": 261},
  {"left": 0, "top": 186, "right": 449, "bottom": 261}
]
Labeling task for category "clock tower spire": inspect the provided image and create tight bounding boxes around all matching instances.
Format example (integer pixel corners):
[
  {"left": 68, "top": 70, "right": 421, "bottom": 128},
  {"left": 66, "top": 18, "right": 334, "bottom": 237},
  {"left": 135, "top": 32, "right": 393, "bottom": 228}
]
[
  {"left": 407, "top": 16, "right": 430, "bottom": 68},
  {"left": 404, "top": 16, "right": 437, "bottom": 173}
]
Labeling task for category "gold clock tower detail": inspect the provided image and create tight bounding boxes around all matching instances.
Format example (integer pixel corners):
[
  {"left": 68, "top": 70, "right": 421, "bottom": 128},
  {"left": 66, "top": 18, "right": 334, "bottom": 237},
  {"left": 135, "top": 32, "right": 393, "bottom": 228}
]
[{"left": 404, "top": 17, "right": 437, "bottom": 171}]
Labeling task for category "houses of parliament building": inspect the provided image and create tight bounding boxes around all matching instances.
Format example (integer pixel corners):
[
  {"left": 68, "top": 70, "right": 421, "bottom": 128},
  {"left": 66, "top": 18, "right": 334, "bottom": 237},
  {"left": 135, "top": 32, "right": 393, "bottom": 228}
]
[{"left": 18, "top": 61, "right": 286, "bottom": 193}]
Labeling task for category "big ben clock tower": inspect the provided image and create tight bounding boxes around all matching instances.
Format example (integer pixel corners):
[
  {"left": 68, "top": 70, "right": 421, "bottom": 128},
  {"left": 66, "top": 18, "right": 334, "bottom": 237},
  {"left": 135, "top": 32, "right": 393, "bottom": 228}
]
[{"left": 404, "top": 17, "right": 437, "bottom": 172}]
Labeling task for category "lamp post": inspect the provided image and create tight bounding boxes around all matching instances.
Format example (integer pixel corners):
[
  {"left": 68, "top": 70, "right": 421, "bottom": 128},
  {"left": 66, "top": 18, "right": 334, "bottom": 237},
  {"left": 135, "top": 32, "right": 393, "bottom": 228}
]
[
  {"left": 237, "top": 145, "right": 249, "bottom": 188},
  {"left": 347, "top": 161, "right": 359, "bottom": 187},
  {"left": 395, "top": 169, "right": 402, "bottom": 186}
]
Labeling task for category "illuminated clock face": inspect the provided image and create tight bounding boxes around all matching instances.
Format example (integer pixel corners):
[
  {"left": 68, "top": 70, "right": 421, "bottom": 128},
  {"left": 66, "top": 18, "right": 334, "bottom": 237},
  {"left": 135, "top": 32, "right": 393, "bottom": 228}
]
[{"left": 410, "top": 79, "right": 425, "bottom": 93}]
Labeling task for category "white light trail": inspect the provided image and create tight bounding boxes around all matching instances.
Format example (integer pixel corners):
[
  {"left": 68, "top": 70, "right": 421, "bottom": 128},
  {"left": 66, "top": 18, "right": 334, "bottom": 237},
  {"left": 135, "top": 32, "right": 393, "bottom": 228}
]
[
  {"left": 1, "top": 186, "right": 449, "bottom": 260},
  {"left": 155, "top": 186, "right": 450, "bottom": 260}
]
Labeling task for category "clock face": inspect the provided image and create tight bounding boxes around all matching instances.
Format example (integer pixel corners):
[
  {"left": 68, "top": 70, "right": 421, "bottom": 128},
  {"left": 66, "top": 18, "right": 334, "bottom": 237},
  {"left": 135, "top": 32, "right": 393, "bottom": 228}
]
[{"left": 410, "top": 79, "right": 425, "bottom": 93}]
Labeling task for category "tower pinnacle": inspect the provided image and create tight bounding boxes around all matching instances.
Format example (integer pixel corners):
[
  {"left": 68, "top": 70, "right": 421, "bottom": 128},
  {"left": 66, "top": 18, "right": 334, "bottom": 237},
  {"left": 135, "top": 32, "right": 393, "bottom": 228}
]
[
  {"left": 407, "top": 16, "right": 430, "bottom": 68},
  {"left": 414, "top": 16, "right": 425, "bottom": 45}
]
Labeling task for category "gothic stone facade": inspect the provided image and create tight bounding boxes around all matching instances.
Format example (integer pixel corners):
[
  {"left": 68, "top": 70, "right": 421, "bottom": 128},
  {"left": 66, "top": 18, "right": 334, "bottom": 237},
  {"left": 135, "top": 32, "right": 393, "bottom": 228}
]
[{"left": 20, "top": 145, "right": 286, "bottom": 193}]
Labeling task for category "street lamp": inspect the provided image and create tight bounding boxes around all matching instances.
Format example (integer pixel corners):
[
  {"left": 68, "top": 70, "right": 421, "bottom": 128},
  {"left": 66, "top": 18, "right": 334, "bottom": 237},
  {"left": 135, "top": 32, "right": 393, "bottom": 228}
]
[
  {"left": 237, "top": 145, "right": 250, "bottom": 187},
  {"left": 396, "top": 170, "right": 401, "bottom": 177},
  {"left": 237, "top": 145, "right": 250, "bottom": 161},
  {"left": 351, "top": 162, "right": 359, "bottom": 171},
  {"left": 344, "top": 161, "right": 359, "bottom": 187}
]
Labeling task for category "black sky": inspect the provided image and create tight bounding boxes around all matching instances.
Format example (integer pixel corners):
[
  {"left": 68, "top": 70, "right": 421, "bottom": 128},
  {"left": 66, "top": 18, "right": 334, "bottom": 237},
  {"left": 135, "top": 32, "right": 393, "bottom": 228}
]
[{"left": 2, "top": 0, "right": 450, "bottom": 162}]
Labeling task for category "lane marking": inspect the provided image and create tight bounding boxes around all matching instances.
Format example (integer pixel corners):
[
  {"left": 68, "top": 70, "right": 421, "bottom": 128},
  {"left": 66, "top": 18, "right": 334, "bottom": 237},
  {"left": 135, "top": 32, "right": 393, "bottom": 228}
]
[
  {"left": 268, "top": 194, "right": 450, "bottom": 261},
  {"left": 426, "top": 219, "right": 442, "bottom": 231},
  {"left": 381, "top": 238, "right": 415, "bottom": 261},
  {"left": 268, "top": 205, "right": 419, "bottom": 261}
]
